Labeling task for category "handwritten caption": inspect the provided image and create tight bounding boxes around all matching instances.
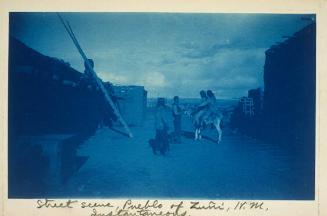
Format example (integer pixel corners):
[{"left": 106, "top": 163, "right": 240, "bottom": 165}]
[{"left": 36, "top": 199, "right": 269, "bottom": 216}]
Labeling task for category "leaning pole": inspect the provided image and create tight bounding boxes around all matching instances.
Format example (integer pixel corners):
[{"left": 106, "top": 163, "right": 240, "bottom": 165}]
[{"left": 57, "top": 13, "right": 133, "bottom": 138}]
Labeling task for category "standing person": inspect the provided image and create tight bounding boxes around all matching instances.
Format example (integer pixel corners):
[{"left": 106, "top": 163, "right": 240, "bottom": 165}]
[
  {"left": 172, "top": 96, "right": 182, "bottom": 143},
  {"left": 153, "top": 98, "right": 169, "bottom": 155}
]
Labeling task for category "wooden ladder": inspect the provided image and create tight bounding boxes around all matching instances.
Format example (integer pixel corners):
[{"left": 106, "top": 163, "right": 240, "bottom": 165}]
[{"left": 57, "top": 13, "right": 133, "bottom": 138}]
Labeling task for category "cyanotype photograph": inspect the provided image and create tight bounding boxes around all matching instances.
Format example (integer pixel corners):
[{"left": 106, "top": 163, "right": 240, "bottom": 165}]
[{"left": 8, "top": 12, "right": 316, "bottom": 200}]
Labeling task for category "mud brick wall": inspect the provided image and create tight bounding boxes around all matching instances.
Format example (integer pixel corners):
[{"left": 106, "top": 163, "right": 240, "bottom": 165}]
[
  {"left": 113, "top": 85, "right": 147, "bottom": 126},
  {"left": 262, "top": 23, "right": 315, "bottom": 147},
  {"left": 8, "top": 37, "right": 113, "bottom": 136},
  {"left": 230, "top": 23, "right": 315, "bottom": 149}
]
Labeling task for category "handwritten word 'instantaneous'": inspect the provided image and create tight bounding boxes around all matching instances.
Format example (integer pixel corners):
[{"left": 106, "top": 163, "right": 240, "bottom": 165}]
[{"left": 90, "top": 208, "right": 188, "bottom": 216}]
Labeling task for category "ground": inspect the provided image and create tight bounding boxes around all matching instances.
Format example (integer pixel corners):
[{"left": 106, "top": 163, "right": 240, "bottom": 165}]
[{"left": 47, "top": 108, "right": 314, "bottom": 200}]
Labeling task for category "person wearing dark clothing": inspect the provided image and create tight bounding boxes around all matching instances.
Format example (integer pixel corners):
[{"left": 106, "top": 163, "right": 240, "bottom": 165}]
[
  {"left": 84, "top": 58, "right": 94, "bottom": 78},
  {"left": 150, "top": 98, "right": 169, "bottom": 155},
  {"left": 172, "top": 96, "right": 182, "bottom": 143},
  {"left": 77, "top": 58, "right": 96, "bottom": 88}
]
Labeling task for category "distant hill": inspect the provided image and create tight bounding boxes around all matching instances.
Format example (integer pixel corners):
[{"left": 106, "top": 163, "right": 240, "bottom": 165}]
[{"left": 147, "top": 97, "right": 238, "bottom": 109}]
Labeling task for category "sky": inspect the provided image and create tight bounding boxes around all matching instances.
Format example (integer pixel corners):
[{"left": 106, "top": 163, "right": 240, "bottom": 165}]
[{"left": 9, "top": 13, "right": 315, "bottom": 98}]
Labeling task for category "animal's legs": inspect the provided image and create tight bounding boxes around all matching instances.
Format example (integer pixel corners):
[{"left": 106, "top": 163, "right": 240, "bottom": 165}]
[
  {"left": 214, "top": 120, "right": 222, "bottom": 144},
  {"left": 195, "top": 128, "right": 198, "bottom": 140},
  {"left": 195, "top": 127, "right": 202, "bottom": 140}
]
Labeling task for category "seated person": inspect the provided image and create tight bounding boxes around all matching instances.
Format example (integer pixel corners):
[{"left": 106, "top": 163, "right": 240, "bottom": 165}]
[{"left": 193, "top": 90, "right": 209, "bottom": 126}]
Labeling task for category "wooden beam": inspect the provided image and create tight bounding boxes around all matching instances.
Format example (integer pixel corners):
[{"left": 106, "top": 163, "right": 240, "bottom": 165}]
[{"left": 57, "top": 13, "right": 133, "bottom": 138}]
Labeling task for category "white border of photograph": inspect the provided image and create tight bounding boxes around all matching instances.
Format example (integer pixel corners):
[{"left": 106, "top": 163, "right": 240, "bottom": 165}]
[{"left": 0, "top": 0, "right": 326, "bottom": 216}]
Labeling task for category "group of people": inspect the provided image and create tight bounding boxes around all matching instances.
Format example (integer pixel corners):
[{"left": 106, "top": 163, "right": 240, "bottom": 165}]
[
  {"left": 193, "top": 90, "right": 217, "bottom": 127},
  {"left": 150, "top": 90, "right": 217, "bottom": 155}
]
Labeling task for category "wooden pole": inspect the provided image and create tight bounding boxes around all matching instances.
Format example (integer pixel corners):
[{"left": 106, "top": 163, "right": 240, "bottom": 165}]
[{"left": 57, "top": 13, "right": 133, "bottom": 138}]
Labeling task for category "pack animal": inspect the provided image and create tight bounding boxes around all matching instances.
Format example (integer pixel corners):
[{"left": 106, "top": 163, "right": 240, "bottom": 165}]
[{"left": 185, "top": 108, "right": 223, "bottom": 144}]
